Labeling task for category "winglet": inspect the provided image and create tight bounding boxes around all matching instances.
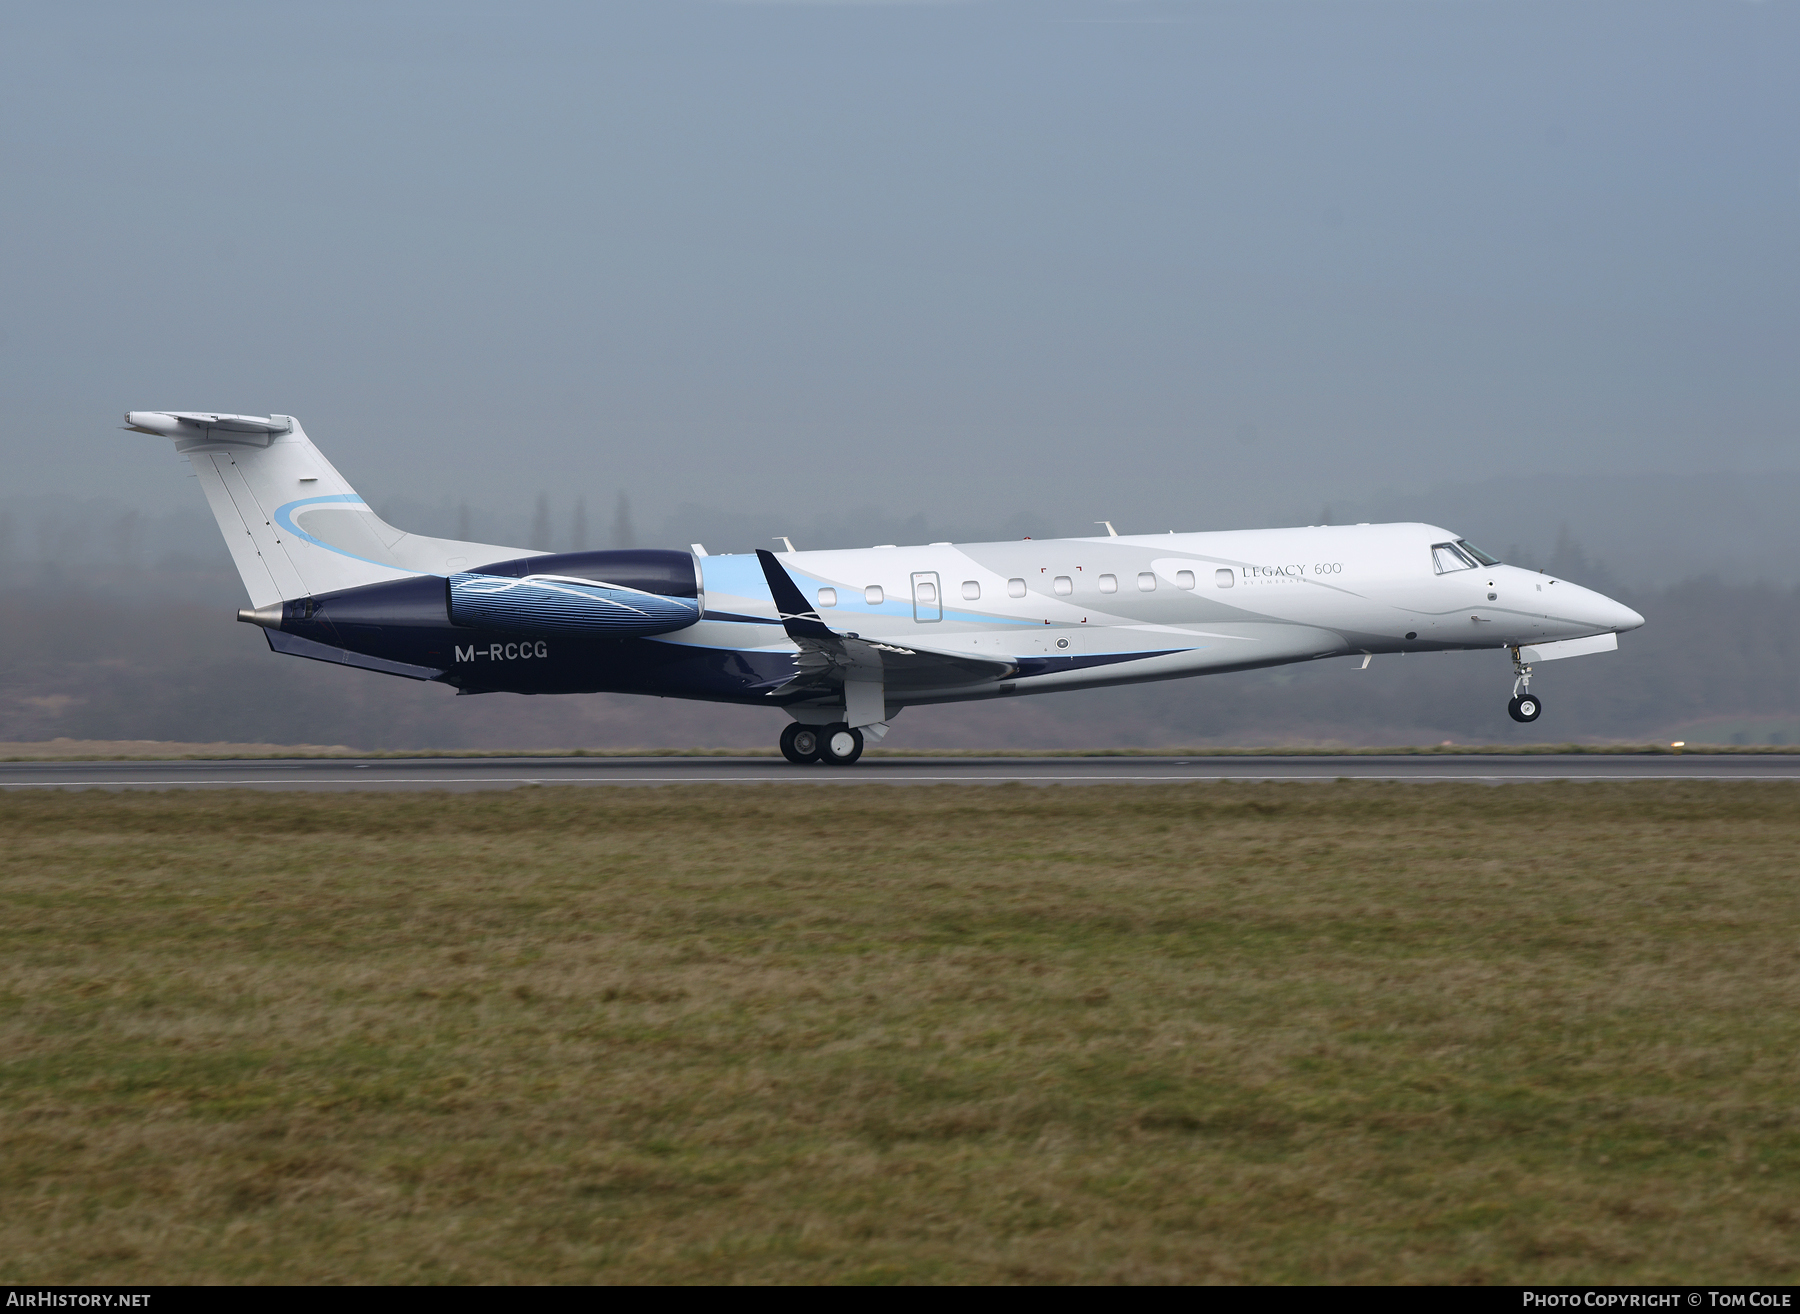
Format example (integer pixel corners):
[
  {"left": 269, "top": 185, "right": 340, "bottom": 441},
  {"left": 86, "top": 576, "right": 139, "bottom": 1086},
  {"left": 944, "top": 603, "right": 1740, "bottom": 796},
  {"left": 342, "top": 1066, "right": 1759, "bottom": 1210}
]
[{"left": 755, "top": 548, "right": 835, "bottom": 640}]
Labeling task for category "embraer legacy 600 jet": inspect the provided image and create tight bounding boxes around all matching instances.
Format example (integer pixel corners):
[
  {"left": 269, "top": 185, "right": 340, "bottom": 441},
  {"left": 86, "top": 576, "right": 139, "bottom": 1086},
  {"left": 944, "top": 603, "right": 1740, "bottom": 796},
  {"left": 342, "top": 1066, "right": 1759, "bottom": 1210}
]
[{"left": 127, "top": 411, "right": 1644, "bottom": 765}]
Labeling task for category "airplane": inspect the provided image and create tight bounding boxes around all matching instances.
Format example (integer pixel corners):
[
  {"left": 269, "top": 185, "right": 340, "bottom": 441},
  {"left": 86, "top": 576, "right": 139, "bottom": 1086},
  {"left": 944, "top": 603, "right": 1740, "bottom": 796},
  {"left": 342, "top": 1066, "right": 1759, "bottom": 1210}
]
[{"left": 126, "top": 410, "right": 1646, "bottom": 765}]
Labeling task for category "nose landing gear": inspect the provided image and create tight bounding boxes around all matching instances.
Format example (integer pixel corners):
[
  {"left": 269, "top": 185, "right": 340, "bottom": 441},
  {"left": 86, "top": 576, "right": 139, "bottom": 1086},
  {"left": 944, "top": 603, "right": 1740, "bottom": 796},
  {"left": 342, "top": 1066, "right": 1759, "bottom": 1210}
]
[{"left": 1507, "top": 647, "right": 1542, "bottom": 723}]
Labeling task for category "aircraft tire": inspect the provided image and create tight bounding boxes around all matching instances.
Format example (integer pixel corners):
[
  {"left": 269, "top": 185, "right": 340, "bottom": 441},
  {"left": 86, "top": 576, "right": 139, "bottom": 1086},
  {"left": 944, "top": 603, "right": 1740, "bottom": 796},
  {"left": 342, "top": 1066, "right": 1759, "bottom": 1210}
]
[
  {"left": 780, "top": 723, "right": 822, "bottom": 765},
  {"left": 1508, "top": 694, "right": 1542, "bottom": 723},
  {"left": 818, "top": 723, "right": 865, "bottom": 766}
]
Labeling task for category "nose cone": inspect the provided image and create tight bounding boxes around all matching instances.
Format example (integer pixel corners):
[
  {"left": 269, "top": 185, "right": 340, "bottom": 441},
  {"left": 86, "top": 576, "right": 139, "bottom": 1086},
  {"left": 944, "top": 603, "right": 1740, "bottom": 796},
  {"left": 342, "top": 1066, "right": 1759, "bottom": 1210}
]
[{"left": 1580, "top": 587, "right": 1645, "bottom": 634}]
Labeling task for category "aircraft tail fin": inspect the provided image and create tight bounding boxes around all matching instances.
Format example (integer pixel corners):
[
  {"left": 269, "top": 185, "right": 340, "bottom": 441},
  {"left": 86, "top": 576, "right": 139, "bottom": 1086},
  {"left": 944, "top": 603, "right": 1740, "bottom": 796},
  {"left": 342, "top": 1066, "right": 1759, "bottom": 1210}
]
[{"left": 126, "top": 411, "right": 531, "bottom": 606}]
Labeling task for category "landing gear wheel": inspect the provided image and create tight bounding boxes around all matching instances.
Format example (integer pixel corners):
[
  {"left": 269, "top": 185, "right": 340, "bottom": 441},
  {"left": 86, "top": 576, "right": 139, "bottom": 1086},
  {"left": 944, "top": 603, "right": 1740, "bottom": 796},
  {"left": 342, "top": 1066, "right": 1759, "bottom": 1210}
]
[
  {"left": 780, "top": 723, "right": 821, "bottom": 765},
  {"left": 1506, "top": 647, "right": 1541, "bottom": 725},
  {"left": 817, "top": 723, "right": 864, "bottom": 766}
]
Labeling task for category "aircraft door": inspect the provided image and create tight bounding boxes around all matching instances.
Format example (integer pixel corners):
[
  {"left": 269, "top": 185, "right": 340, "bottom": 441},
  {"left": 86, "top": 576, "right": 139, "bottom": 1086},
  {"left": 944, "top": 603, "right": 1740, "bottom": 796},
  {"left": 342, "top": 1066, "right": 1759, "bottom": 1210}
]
[{"left": 911, "top": 571, "right": 942, "bottom": 622}]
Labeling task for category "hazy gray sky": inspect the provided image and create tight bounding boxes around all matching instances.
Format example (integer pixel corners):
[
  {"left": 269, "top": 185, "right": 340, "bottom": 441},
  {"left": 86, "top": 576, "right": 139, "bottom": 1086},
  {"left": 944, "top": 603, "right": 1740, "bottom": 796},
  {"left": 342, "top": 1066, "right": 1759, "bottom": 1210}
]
[{"left": 3, "top": 0, "right": 1794, "bottom": 539}]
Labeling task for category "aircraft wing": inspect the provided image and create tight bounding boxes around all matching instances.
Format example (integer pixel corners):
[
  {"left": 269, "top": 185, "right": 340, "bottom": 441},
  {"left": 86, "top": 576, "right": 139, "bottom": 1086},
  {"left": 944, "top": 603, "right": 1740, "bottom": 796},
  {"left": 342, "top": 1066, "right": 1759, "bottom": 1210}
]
[{"left": 754, "top": 549, "right": 1018, "bottom": 696}]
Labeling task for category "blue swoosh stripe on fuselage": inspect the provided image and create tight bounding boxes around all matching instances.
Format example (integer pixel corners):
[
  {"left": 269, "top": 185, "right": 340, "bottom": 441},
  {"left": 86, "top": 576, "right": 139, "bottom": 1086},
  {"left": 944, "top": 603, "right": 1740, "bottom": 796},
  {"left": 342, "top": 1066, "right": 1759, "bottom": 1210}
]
[{"left": 700, "top": 554, "right": 1038, "bottom": 628}]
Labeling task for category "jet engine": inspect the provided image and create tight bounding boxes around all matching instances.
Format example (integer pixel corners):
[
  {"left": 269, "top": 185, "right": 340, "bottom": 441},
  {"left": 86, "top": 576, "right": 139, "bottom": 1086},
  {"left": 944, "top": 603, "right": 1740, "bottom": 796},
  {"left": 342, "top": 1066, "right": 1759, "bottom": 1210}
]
[
  {"left": 442, "top": 547, "right": 701, "bottom": 638},
  {"left": 238, "top": 547, "right": 703, "bottom": 650},
  {"left": 448, "top": 571, "right": 697, "bottom": 637}
]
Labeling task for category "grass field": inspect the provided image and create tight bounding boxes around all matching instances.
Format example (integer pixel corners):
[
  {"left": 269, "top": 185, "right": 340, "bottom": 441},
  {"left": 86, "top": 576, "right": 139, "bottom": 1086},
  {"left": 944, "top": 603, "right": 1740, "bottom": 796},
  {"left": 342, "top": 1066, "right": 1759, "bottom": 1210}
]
[{"left": 3, "top": 783, "right": 1798, "bottom": 1284}]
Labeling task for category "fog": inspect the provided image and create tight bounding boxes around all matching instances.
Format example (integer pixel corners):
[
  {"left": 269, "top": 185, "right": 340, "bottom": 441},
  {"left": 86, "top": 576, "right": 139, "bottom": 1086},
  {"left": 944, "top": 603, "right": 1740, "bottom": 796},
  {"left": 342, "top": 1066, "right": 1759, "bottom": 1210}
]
[
  {"left": 1, "top": 1, "right": 1794, "bottom": 748},
  {"left": 3, "top": 492, "right": 1796, "bottom": 749},
  {"left": 5, "top": 522, "right": 1798, "bottom": 750}
]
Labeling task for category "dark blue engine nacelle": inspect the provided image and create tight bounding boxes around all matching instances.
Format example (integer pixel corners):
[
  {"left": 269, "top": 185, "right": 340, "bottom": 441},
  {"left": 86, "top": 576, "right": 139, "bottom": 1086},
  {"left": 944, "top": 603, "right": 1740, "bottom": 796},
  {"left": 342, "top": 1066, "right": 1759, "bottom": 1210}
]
[
  {"left": 241, "top": 548, "right": 731, "bottom": 694},
  {"left": 448, "top": 547, "right": 701, "bottom": 637},
  {"left": 264, "top": 548, "right": 702, "bottom": 650},
  {"left": 449, "top": 572, "right": 696, "bottom": 636}
]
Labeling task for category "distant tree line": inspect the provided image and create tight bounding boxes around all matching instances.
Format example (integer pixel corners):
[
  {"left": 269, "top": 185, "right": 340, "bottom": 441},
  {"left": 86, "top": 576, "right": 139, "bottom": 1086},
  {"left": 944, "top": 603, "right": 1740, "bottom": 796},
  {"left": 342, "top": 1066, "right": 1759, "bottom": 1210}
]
[{"left": 2, "top": 558, "right": 1794, "bottom": 750}]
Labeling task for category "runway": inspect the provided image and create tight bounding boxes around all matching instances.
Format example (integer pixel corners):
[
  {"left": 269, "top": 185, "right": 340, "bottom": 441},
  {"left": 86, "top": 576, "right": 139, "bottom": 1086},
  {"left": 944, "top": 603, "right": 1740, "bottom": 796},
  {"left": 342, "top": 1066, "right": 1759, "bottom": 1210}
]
[{"left": 1, "top": 753, "right": 1795, "bottom": 791}]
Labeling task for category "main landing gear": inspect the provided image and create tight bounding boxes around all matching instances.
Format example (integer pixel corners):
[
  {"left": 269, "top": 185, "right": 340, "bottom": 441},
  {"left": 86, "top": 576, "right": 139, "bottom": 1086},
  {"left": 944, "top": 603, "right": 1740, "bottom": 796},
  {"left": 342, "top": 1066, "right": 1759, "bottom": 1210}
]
[
  {"left": 1507, "top": 647, "right": 1543, "bottom": 723},
  {"left": 779, "top": 723, "right": 819, "bottom": 764},
  {"left": 779, "top": 722, "right": 865, "bottom": 766}
]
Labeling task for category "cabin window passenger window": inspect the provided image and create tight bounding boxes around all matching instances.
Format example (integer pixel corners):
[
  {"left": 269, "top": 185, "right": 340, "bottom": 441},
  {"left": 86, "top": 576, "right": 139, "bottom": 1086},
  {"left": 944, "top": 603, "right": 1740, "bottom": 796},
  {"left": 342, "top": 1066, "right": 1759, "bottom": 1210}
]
[
  {"left": 865, "top": 585, "right": 884, "bottom": 605},
  {"left": 1137, "top": 572, "right": 1157, "bottom": 592},
  {"left": 1432, "top": 543, "right": 1478, "bottom": 574},
  {"left": 962, "top": 580, "right": 980, "bottom": 601},
  {"left": 1007, "top": 578, "right": 1027, "bottom": 598},
  {"left": 916, "top": 581, "right": 937, "bottom": 603},
  {"left": 817, "top": 588, "right": 837, "bottom": 608},
  {"left": 1215, "top": 568, "right": 1235, "bottom": 588},
  {"left": 1175, "top": 570, "right": 1195, "bottom": 590},
  {"left": 1097, "top": 573, "right": 1117, "bottom": 594},
  {"left": 1053, "top": 575, "right": 1073, "bottom": 596}
]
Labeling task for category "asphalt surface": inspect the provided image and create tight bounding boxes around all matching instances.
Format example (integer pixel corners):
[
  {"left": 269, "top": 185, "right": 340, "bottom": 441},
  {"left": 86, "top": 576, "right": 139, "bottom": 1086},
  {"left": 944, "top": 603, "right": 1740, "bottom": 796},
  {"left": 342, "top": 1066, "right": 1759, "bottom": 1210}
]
[{"left": 1, "top": 754, "right": 1795, "bottom": 791}]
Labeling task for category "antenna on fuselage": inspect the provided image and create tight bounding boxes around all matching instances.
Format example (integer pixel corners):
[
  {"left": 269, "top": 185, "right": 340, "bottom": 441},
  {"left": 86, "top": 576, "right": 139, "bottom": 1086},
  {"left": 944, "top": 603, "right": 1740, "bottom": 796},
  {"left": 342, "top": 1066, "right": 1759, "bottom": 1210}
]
[
  {"left": 773, "top": 536, "right": 796, "bottom": 553},
  {"left": 1096, "top": 521, "right": 1118, "bottom": 537}
]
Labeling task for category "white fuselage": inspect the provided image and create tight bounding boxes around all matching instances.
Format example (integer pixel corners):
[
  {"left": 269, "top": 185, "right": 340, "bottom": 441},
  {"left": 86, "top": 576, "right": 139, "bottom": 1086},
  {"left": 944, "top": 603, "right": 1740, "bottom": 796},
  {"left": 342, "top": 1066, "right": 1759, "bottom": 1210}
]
[{"left": 684, "top": 522, "right": 1644, "bottom": 705}]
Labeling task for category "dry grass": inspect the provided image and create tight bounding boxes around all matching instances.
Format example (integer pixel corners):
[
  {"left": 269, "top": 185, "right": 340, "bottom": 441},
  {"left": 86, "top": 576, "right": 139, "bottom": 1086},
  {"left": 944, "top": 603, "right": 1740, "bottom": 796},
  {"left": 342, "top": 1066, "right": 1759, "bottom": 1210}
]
[{"left": 2, "top": 782, "right": 1798, "bottom": 1284}]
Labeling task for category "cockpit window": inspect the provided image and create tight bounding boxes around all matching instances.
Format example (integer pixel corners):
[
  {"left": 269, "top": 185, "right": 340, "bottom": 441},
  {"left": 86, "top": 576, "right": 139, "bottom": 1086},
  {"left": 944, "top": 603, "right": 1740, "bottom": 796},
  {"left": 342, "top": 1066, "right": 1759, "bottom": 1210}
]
[
  {"left": 1458, "top": 540, "right": 1500, "bottom": 567},
  {"left": 1432, "top": 542, "right": 1478, "bottom": 574}
]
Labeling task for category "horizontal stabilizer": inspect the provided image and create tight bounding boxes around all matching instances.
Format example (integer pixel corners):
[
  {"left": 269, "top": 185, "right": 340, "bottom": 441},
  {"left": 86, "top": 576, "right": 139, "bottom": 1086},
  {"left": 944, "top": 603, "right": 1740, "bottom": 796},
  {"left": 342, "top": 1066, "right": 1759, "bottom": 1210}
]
[{"left": 125, "top": 411, "right": 292, "bottom": 437}]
